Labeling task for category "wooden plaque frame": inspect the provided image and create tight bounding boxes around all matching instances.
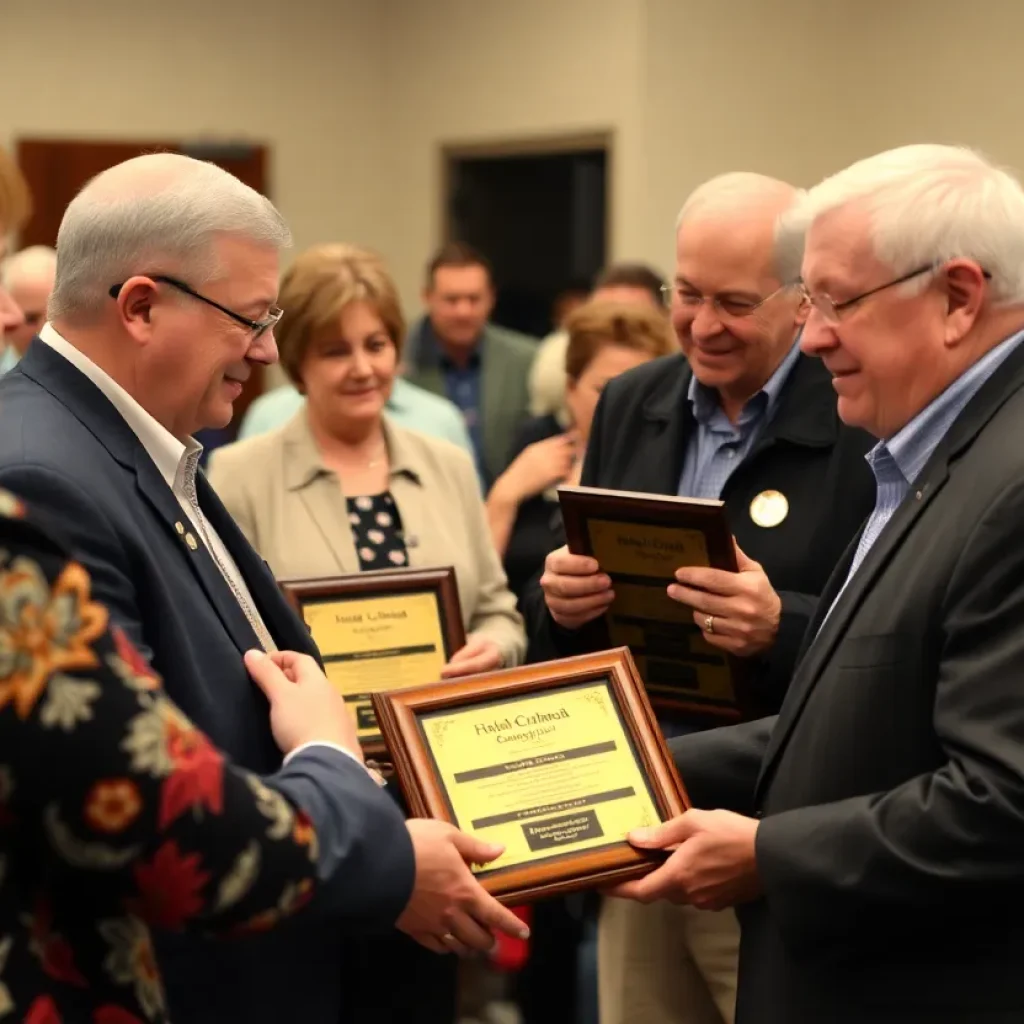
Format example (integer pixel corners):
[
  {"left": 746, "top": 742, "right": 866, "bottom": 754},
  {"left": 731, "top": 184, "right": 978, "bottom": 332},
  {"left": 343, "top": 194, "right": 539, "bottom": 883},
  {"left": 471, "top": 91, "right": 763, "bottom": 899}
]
[
  {"left": 372, "top": 647, "right": 689, "bottom": 904},
  {"left": 558, "top": 484, "right": 751, "bottom": 722},
  {"left": 280, "top": 567, "right": 467, "bottom": 756}
]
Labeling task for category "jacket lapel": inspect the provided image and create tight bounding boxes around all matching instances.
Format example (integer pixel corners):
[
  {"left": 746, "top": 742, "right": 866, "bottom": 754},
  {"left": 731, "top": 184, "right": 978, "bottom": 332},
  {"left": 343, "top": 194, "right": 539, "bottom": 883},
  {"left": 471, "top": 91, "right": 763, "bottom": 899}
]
[
  {"left": 197, "top": 474, "right": 320, "bottom": 657},
  {"left": 131, "top": 453, "right": 268, "bottom": 655},
  {"left": 601, "top": 354, "right": 694, "bottom": 495},
  {"left": 755, "top": 460, "right": 950, "bottom": 798}
]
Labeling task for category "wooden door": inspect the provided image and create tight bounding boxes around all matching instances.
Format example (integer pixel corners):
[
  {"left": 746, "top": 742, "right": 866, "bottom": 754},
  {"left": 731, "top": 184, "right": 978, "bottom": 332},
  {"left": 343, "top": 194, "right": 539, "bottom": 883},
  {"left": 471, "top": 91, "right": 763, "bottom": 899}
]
[{"left": 16, "top": 138, "right": 270, "bottom": 428}]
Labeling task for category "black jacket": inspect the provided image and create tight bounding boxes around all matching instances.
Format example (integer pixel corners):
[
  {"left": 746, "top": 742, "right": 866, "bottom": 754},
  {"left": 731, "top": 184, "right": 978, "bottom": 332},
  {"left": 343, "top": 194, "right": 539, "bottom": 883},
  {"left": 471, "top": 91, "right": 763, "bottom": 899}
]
[
  {"left": 524, "top": 350, "right": 876, "bottom": 712},
  {"left": 672, "top": 335, "right": 1024, "bottom": 1022}
]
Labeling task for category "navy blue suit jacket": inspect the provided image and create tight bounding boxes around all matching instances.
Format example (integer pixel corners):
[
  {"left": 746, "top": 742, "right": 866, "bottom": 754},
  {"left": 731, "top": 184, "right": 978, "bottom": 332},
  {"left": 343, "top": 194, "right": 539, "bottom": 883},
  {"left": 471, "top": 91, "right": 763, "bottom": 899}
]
[{"left": 0, "top": 340, "right": 416, "bottom": 1024}]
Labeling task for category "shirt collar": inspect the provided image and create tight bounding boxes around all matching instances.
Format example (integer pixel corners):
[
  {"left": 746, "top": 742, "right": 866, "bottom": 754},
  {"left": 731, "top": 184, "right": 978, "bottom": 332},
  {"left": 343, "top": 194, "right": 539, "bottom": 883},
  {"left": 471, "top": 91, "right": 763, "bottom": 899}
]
[
  {"left": 282, "top": 408, "right": 422, "bottom": 491},
  {"left": 871, "top": 326, "right": 1024, "bottom": 487},
  {"left": 687, "top": 332, "right": 803, "bottom": 426},
  {"left": 38, "top": 322, "right": 202, "bottom": 491}
]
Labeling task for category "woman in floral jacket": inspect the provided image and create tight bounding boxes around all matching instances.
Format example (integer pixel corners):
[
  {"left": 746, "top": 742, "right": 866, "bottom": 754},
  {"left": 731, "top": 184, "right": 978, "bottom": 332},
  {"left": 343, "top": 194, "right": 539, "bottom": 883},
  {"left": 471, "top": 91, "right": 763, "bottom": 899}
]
[{"left": 0, "top": 484, "right": 340, "bottom": 1024}]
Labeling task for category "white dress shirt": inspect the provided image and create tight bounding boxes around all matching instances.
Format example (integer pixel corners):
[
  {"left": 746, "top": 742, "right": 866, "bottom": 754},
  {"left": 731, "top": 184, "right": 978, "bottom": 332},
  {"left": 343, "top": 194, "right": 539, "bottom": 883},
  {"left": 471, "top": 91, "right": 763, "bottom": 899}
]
[{"left": 38, "top": 325, "right": 368, "bottom": 773}]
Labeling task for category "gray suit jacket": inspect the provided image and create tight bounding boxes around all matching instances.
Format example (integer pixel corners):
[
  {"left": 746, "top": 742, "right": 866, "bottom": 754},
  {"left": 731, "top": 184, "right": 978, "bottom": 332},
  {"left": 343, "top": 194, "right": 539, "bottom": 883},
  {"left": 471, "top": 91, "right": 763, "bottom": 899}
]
[
  {"left": 672, "top": 337, "right": 1024, "bottom": 1022},
  {"left": 404, "top": 318, "right": 535, "bottom": 485}
]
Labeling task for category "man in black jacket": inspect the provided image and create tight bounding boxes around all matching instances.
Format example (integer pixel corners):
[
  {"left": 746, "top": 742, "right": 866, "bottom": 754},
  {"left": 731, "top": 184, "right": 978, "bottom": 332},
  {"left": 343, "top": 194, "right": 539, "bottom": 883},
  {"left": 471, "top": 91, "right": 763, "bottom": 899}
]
[{"left": 525, "top": 171, "right": 875, "bottom": 1024}]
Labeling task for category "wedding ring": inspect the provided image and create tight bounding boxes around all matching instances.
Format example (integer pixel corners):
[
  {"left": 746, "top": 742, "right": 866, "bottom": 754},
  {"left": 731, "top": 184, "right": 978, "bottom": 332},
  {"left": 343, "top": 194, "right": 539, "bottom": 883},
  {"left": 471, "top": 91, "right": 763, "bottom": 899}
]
[
  {"left": 442, "top": 932, "right": 456, "bottom": 944},
  {"left": 704, "top": 614, "right": 715, "bottom": 634}
]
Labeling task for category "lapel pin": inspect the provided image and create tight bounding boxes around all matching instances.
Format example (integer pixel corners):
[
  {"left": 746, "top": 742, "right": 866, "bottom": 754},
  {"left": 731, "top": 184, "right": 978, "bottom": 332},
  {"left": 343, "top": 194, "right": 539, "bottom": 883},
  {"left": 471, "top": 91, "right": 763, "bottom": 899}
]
[
  {"left": 749, "top": 489, "right": 789, "bottom": 528},
  {"left": 174, "top": 521, "right": 186, "bottom": 535},
  {"left": 185, "top": 533, "right": 199, "bottom": 551}
]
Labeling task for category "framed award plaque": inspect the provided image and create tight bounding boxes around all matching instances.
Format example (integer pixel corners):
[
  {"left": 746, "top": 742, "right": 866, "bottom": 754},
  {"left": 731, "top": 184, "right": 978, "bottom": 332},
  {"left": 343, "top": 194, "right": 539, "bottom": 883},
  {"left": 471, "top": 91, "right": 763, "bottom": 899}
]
[
  {"left": 280, "top": 567, "right": 466, "bottom": 755},
  {"left": 558, "top": 484, "right": 751, "bottom": 721},
  {"left": 372, "top": 647, "right": 689, "bottom": 904}
]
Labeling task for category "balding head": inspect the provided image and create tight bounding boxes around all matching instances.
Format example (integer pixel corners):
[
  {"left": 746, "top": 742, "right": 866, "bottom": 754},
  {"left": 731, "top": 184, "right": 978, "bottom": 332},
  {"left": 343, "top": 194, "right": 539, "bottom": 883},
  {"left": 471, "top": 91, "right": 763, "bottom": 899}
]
[
  {"left": 676, "top": 172, "right": 806, "bottom": 284},
  {"left": 49, "top": 152, "right": 290, "bottom": 322},
  {"left": 669, "top": 171, "right": 808, "bottom": 419},
  {"left": 1, "top": 246, "right": 57, "bottom": 355}
]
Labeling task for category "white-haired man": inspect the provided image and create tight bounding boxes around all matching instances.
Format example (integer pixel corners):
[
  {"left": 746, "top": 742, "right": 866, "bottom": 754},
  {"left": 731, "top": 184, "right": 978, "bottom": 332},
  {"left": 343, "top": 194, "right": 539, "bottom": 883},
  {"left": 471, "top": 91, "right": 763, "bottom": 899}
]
[
  {"left": 526, "top": 172, "right": 875, "bottom": 1024},
  {"left": 0, "top": 243, "right": 56, "bottom": 371},
  {"left": 614, "top": 144, "right": 1024, "bottom": 1023},
  {"left": 0, "top": 153, "right": 527, "bottom": 1024}
]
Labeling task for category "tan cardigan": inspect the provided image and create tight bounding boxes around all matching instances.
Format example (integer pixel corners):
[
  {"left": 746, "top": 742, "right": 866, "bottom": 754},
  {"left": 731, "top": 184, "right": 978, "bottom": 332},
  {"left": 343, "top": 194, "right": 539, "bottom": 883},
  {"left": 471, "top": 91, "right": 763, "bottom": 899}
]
[{"left": 207, "top": 410, "right": 525, "bottom": 667}]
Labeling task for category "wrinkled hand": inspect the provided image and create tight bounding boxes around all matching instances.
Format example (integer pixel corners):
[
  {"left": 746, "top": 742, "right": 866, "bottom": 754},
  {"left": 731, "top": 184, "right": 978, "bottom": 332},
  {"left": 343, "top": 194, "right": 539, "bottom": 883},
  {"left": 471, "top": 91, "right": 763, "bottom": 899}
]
[
  {"left": 608, "top": 809, "right": 761, "bottom": 910},
  {"left": 540, "top": 545, "right": 614, "bottom": 630},
  {"left": 496, "top": 432, "right": 578, "bottom": 505},
  {"left": 441, "top": 635, "right": 503, "bottom": 678},
  {"left": 398, "top": 819, "right": 531, "bottom": 955},
  {"left": 245, "top": 649, "right": 362, "bottom": 761},
  {"left": 669, "top": 542, "right": 781, "bottom": 656}
]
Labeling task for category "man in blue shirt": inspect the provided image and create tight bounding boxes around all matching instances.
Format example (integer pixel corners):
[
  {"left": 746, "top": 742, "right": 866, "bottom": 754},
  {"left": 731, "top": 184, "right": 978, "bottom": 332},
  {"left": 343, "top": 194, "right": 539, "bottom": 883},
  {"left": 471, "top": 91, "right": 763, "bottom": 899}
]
[
  {"left": 403, "top": 243, "right": 535, "bottom": 490},
  {"left": 622, "top": 145, "right": 1024, "bottom": 1023},
  {"left": 529, "top": 172, "right": 875, "bottom": 1024}
]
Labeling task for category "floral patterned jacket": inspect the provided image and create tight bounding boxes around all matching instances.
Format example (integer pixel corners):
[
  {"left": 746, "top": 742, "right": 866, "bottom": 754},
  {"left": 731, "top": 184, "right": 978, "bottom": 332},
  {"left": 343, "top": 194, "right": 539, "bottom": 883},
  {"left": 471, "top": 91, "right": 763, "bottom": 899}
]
[{"left": 0, "top": 490, "right": 322, "bottom": 1023}]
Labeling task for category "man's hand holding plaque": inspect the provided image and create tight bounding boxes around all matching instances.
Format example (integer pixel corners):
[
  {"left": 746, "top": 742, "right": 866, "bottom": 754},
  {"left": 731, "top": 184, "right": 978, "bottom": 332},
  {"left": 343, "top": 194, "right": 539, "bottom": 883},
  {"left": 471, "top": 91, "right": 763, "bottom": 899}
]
[
  {"left": 540, "top": 547, "right": 615, "bottom": 629},
  {"left": 397, "top": 820, "right": 531, "bottom": 955},
  {"left": 610, "top": 809, "right": 762, "bottom": 911},
  {"left": 669, "top": 542, "right": 782, "bottom": 657}
]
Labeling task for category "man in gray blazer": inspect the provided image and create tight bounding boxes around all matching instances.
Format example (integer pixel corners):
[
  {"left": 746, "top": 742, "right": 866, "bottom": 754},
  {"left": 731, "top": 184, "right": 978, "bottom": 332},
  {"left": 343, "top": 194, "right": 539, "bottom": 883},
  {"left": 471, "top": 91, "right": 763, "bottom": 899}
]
[
  {"left": 404, "top": 241, "right": 535, "bottom": 489},
  {"left": 610, "top": 144, "right": 1024, "bottom": 1022}
]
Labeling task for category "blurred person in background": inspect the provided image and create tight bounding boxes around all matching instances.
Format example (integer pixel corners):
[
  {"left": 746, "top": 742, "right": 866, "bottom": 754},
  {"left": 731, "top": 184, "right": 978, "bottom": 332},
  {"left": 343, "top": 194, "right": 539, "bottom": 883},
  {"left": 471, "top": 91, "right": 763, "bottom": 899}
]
[
  {"left": 403, "top": 242, "right": 536, "bottom": 490},
  {"left": 0, "top": 244, "right": 56, "bottom": 373},
  {"left": 489, "top": 299, "right": 676, "bottom": 603},
  {"left": 528, "top": 262, "right": 668, "bottom": 427}
]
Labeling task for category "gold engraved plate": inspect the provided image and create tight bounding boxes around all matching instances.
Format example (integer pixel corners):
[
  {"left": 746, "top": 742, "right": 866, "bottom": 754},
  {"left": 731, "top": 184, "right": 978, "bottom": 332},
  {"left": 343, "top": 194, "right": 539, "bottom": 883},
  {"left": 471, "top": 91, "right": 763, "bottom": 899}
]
[{"left": 749, "top": 490, "right": 788, "bottom": 528}]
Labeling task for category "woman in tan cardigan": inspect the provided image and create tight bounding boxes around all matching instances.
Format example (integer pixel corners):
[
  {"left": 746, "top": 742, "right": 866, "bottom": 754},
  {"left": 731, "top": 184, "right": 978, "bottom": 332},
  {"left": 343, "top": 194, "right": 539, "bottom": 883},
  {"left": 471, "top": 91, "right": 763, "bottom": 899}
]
[
  {"left": 208, "top": 243, "right": 524, "bottom": 1024},
  {"left": 208, "top": 243, "right": 524, "bottom": 676}
]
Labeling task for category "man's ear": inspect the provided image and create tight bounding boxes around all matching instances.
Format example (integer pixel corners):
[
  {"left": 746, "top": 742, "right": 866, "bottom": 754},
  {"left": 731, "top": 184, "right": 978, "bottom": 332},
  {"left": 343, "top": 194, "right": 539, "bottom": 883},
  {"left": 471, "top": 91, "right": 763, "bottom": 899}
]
[{"left": 942, "top": 261, "right": 988, "bottom": 348}]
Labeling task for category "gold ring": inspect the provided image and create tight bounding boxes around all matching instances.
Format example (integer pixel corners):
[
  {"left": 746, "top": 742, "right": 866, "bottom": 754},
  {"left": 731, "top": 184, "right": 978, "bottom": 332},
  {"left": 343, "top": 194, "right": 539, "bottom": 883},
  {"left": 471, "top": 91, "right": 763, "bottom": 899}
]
[
  {"left": 704, "top": 614, "right": 715, "bottom": 634},
  {"left": 442, "top": 932, "right": 456, "bottom": 944}
]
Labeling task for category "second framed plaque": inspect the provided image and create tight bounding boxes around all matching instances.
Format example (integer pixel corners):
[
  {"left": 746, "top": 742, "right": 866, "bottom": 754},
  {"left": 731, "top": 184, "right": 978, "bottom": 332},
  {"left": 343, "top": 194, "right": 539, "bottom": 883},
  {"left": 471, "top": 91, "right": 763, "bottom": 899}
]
[
  {"left": 558, "top": 484, "right": 751, "bottom": 721},
  {"left": 280, "top": 566, "right": 466, "bottom": 755}
]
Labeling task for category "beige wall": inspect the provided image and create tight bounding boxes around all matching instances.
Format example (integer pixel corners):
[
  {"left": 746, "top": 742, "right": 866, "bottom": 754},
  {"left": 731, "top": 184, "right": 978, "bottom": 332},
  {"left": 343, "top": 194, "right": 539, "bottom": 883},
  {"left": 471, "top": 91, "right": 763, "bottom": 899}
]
[
  {"left": 7, "top": 0, "right": 1024, "bottom": 338},
  {"left": 2, "top": 0, "right": 389, "bottom": 259}
]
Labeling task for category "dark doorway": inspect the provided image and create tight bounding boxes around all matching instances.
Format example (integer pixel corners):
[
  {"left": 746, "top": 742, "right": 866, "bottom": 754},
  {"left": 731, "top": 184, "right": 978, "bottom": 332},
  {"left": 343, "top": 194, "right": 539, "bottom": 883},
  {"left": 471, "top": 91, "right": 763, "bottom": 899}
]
[{"left": 444, "top": 136, "right": 609, "bottom": 338}]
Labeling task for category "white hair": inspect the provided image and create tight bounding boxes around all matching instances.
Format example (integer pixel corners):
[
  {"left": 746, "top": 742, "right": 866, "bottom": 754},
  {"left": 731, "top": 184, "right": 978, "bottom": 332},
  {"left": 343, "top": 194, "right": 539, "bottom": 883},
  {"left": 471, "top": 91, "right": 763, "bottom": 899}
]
[
  {"left": 675, "top": 171, "right": 807, "bottom": 285},
  {"left": 781, "top": 143, "right": 1024, "bottom": 305},
  {"left": 1, "top": 245, "right": 57, "bottom": 290},
  {"left": 49, "top": 153, "right": 291, "bottom": 320}
]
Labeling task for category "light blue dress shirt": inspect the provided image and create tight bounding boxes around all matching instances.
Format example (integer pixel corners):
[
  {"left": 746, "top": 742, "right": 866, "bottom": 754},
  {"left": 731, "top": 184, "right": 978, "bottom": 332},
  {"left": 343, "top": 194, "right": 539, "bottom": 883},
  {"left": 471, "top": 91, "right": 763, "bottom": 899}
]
[
  {"left": 678, "top": 337, "right": 803, "bottom": 499},
  {"left": 236, "top": 377, "right": 475, "bottom": 456},
  {"left": 822, "top": 327, "right": 1024, "bottom": 626}
]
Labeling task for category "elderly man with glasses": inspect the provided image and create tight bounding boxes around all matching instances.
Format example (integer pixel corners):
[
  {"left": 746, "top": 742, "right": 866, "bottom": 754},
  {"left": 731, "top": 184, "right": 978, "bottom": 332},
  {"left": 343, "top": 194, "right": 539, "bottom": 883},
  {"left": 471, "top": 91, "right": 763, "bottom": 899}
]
[
  {"left": 524, "top": 171, "right": 875, "bottom": 1024},
  {"left": 0, "top": 152, "right": 529, "bottom": 1024}
]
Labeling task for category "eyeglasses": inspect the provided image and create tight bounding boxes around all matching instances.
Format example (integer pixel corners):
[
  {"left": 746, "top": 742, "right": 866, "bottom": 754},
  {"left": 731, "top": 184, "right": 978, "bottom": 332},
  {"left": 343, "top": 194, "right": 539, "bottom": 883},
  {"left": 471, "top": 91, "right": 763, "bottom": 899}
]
[
  {"left": 800, "top": 264, "right": 992, "bottom": 325},
  {"left": 108, "top": 275, "right": 283, "bottom": 338},
  {"left": 660, "top": 281, "right": 795, "bottom": 318}
]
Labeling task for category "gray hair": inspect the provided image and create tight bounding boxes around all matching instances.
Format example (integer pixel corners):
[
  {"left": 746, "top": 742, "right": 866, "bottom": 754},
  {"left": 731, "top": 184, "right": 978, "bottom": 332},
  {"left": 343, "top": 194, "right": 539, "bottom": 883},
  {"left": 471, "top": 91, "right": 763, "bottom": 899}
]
[
  {"left": 781, "top": 144, "right": 1024, "bottom": 305},
  {"left": 1, "top": 245, "right": 57, "bottom": 290},
  {"left": 675, "top": 171, "right": 807, "bottom": 285},
  {"left": 49, "top": 153, "right": 291, "bottom": 320}
]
